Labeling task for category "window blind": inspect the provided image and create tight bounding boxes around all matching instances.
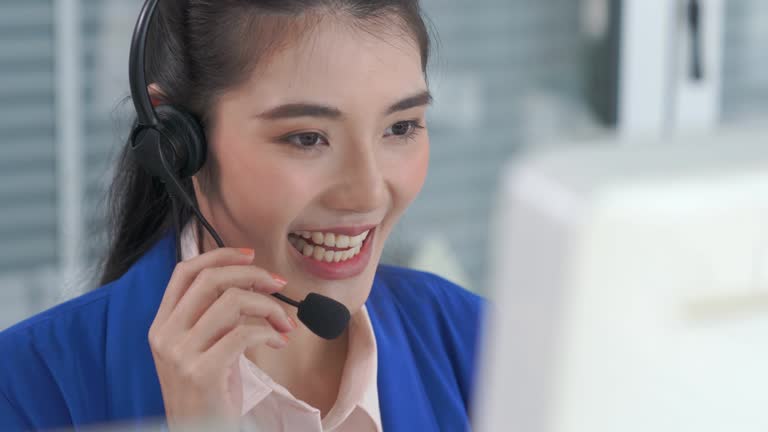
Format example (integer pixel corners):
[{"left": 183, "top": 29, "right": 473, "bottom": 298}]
[{"left": 0, "top": 1, "right": 57, "bottom": 273}]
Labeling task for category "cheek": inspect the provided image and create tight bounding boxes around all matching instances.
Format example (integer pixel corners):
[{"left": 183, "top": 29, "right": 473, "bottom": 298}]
[
  {"left": 213, "top": 140, "right": 310, "bottom": 231},
  {"left": 385, "top": 140, "right": 430, "bottom": 212}
]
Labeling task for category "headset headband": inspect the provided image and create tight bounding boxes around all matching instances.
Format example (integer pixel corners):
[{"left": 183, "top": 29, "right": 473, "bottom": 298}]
[{"left": 129, "top": 0, "right": 160, "bottom": 127}]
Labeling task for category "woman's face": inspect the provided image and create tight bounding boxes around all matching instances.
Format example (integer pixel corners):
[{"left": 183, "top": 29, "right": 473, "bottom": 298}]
[{"left": 197, "top": 18, "right": 430, "bottom": 312}]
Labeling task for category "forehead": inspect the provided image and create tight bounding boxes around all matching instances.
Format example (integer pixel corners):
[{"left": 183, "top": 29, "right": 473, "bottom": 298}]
[{"left": 232, "top": 18, "right": 426, "bottom": 110}]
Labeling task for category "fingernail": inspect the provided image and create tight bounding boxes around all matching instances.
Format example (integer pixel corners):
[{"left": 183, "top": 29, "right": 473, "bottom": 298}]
[
  {"left": 270, "top": 273, "right": 287, "bottom": 286},
  {"left": 238, "top": 248, "right": 255, "bottom": 257},
  {"left": 288, "top": 316, "right": 298, "bottom": 329},
  {"left": 280, "top": 333, "right": 290, "bottom": 343}
]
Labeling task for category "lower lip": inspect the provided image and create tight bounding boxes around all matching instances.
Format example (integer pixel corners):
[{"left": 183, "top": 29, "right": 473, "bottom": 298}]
[{"left": 288, "top": 229, "right": 376, "bottom": 280}]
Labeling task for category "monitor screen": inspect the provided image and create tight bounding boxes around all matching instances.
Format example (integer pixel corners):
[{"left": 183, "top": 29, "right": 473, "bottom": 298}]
[{"left": 474, "top": 129, "right": 768, "bottom": 432}]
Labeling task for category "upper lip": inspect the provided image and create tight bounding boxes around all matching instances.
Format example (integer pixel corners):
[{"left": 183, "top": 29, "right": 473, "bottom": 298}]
[{"left": 289, "top": 224, "right": 377, "bottom": 237}]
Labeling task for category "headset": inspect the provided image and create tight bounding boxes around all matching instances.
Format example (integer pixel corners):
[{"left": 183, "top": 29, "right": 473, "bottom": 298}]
[{"left": 127, "top": 0, "right": 350, "bottom": 340}]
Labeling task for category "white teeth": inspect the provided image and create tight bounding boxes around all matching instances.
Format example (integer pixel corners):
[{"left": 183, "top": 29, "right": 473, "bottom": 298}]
[
  {"left": 289, "top": 229, "right": 371, "bottom": 263},
  {"left": 349, "top": 232, "right": 367, "bottom": 247},
  {"left": 311, "top": 232, "right": 324, "bottom": 245},
  {"left": 291, "top": 229, "right": 370, "bottom": 248},
  {"left": 336, "top": 235, "right": 350, "bottom": 249},
  {"left": 289, "top": 238, "right": 364, "bottom": 263},
  {"left": 313, "top": 246, "right": 326, "bottom": 260},
  {"left": 295, "top": 239, "right": 313, "bottom": 256}
]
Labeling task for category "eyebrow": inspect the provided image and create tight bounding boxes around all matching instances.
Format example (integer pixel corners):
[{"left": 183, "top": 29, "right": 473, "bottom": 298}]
[{"left": 255, "top": 90, "right": 433, "bottom": 120}]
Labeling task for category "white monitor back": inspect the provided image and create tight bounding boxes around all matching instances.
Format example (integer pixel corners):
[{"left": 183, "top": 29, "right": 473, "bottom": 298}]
[{"left": 474, "top": 129, "right": 768, "bottom": 432}]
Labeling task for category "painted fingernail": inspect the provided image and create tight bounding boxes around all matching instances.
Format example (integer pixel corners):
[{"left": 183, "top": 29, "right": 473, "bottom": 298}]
[
  {"left": 288, "top": 317, "right": 298, "bottom": 329},
  {"left": 238, "top": 248, "right": 255, "bottom": 257},
  {"left": 270, "top": 273, "right": 287, "bottom": 286},
  {"left": 280, "top": 333, "right": 290, "bottom": 343}
]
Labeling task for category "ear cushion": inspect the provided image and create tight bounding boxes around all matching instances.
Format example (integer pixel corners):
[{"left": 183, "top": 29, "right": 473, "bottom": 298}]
[{"left": 154, "top": 105, "right": 207, "bottom": 178}]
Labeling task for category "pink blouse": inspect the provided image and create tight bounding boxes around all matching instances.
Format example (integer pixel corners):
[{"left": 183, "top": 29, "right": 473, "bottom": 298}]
[{"left": 180, "top": 223, "right": 381, "bottom": 431}]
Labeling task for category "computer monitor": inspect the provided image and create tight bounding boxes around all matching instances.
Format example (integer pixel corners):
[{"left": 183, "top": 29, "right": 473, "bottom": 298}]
[{"left": 474, "top": 129, "right": 768, "bottom": 432}]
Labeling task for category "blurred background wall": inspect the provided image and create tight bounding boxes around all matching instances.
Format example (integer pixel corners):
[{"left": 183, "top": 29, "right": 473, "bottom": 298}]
[{"left": 1, "top": 0, "right": 767, "bottom": 329}]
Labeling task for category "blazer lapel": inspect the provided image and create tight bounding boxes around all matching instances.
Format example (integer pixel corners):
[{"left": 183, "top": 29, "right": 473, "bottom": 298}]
[{"left": 367, "top": 276, "right": 441, "bottom": 432}]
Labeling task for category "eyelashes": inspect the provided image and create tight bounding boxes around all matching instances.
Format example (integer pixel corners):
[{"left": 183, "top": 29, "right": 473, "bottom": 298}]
[
  {"left": 383, "top": 120, "right": 425, "bottom": 141},
  {"left": 277, "top": 119, "right": 426, "bottom": 151},
  {"left": 281, "top": 132, "right": 328, "bottom": 149}
]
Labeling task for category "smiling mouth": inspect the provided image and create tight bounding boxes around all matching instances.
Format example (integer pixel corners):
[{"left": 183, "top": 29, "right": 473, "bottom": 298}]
[{"left": 287, "top": 229, "right": 372, "bottom": 263}]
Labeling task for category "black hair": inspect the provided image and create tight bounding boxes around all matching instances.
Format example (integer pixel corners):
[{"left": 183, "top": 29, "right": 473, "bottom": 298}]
[{"left": 99, "top": 0, "right": 432, "bottom": 285}]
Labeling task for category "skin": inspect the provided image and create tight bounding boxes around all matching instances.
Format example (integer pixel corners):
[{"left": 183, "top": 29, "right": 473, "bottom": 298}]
[{"left": 147, "top": 14, "right": 431, "bottom": 427}]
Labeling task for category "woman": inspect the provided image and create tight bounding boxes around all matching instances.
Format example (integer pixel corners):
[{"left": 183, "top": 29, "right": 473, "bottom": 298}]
[{"left": 0, "top": 1, "right": 484, "bottom": 430}]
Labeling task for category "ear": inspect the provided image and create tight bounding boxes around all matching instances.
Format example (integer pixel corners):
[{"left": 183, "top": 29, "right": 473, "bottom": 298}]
[{"left": 147, "top": 83, "right": 166, "bottom": 106}]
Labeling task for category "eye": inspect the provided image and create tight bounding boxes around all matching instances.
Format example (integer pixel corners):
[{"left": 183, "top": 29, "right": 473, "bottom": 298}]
[
  {"left": 283, "top": 132, "right": 328, "bottom": 149},
  {"left": 384, "top": 120, "right": 425, "bottom": 140}
]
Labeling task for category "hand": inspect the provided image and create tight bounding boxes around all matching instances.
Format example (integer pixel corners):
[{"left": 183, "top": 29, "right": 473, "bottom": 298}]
[{"left": 148, "top": 248, "right": 294, "bottom": 429}]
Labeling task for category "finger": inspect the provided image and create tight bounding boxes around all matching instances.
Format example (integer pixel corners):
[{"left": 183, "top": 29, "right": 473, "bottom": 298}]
[
  {"left": 165, "top": 265, "right": 287, "bottom": 334},
  {"left": 197, "top": 324, "right": 288, "bottom": 375},
  {"left": 185, "top": 288, "right": 294, "bottom": 352},
  {"left": 155, "top": 247, "right": 256, "bottom": 324}
]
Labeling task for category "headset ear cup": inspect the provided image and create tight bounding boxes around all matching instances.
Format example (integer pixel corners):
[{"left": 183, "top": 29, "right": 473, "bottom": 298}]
[{"left": 154, "top": 105, "right": 207, "bottom": 178}]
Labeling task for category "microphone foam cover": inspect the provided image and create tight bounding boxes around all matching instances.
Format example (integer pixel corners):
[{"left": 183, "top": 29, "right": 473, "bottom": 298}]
[{"left": 297, "top": 293, "right": 351, "bottom": 340}]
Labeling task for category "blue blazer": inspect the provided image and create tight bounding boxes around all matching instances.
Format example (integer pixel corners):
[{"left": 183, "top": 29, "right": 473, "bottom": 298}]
[{"left": 0, "top": 232, "right": 484, "bottom": 431}]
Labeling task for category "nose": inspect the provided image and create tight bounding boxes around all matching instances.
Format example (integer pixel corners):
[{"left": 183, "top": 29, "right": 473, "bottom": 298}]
[{"left": 324, "top": 145, "right": 388, "bottom": 214}]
